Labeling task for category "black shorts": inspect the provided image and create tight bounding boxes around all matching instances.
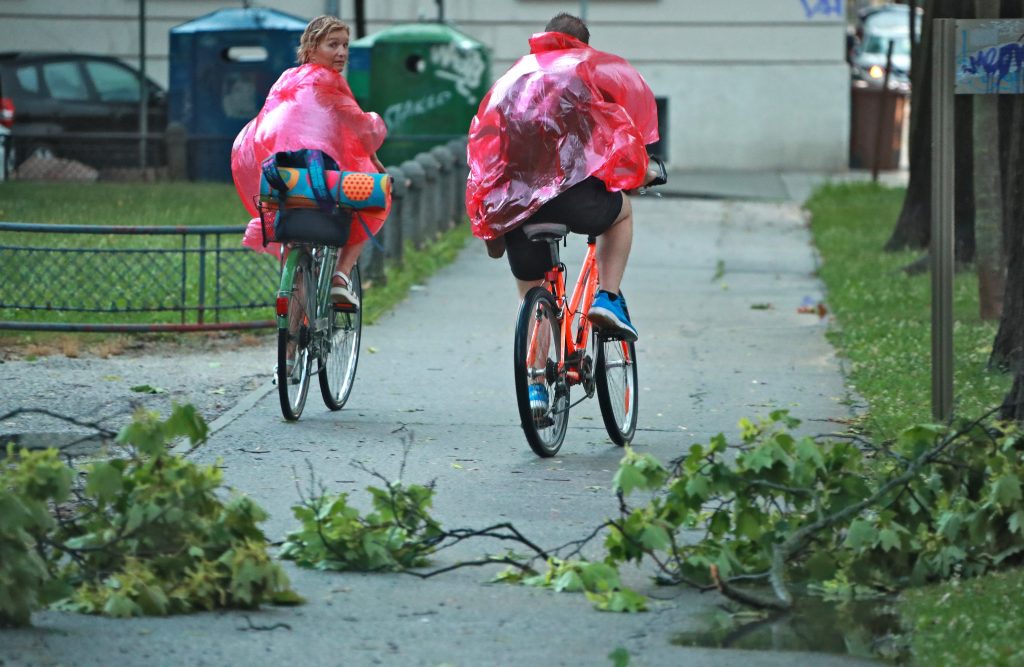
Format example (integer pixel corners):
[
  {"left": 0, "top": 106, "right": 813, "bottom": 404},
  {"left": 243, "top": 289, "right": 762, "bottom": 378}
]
[{"left": 505, "top": 177, "right": 624, "bottom": 281}]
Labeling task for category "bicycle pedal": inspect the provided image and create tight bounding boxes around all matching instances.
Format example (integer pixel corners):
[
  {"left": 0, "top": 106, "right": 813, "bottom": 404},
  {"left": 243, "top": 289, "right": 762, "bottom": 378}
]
[{"left": 533, "top": 415, "right": 555, "bottom": 428}]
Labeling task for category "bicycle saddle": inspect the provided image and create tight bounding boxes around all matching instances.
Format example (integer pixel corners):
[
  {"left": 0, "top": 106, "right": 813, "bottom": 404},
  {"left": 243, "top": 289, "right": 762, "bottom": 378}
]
[{"left": 522, "top": 222, "right": 568, "bottom": 243}]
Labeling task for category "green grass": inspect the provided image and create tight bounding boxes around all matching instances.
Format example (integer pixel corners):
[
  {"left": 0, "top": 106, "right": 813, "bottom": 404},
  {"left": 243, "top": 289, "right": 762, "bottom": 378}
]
[
  {"left": 899, "top": 569, "right": 1024, "bottom": 666},
  {"left": 805, "top": 181, "right": 1021, "bottom": 666},
  {"left": 0, "top": 182, "right": 249, "bottom": 227},
  {"left": 805, "top": 181, "right": 1011, "bottom": 440}
]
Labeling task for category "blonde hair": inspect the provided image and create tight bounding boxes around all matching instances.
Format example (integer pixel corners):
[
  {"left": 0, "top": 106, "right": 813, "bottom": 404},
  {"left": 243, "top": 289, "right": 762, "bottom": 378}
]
[{"left": 297, "top": 15, "right": 351, "bottom": 64}]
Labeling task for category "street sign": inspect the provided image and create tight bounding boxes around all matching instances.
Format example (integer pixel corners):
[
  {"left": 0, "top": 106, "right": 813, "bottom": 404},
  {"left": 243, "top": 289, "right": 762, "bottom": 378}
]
[
  {"left": 954, "top": 19, "right": 1024, "bottom": 95},
  {"left": 931, "top": 19, "right": 1023, "bottom": 422}
]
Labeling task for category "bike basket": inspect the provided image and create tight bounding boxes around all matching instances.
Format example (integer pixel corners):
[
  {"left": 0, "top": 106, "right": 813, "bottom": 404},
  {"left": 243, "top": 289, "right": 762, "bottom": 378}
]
[{"left": 257, "top": 201, "right": 352, "bottom": 247}]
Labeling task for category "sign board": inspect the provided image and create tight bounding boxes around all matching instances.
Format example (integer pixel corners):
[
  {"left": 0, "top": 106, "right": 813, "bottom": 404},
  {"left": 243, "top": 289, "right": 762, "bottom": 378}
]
[
  {"left": 954, "top": 19, "right": 1024, "bottom": 94},
  {"left": 932, "top": 19, "right": 1024, "bottom": 421}
]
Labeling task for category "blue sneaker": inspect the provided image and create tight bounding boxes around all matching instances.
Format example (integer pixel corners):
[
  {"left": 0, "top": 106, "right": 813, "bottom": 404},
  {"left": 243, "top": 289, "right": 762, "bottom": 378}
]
[
  {"left": 588, "top": 290, "right": 638, "bottom": 341},
  {"left": 528, "top": 383, "right": 549, "bottom": 419}
]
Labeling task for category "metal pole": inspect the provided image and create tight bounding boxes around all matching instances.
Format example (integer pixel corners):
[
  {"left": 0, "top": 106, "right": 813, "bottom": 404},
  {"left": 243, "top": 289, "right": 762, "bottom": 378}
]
[
  {"left": 138, "top": 0, "right": 148, "bottom": 169},
  {"left": 872, "top": 39, "right": 895, "bottom": 182},
  {"left": 579, "top": 0, "right": 588, "bottom": 21},
  {"left": 931, "top": 19, "right": 955, "bottom": 421}
]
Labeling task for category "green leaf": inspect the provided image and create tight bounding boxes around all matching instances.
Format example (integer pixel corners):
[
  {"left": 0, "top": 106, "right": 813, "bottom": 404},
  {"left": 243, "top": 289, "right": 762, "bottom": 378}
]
[
  {"left": 553, "top": 570, "right": 584, "bottom": 593},
  {"left": 640, "top": 524, "right": 671, "bottom": 551},
  {"left": 796, "top": 437, "right": 825, "bottom": 468},
  {"left": 129, "top": 384, "right": 166, "bottom": 394},
  {"left": 1008, "top": 510, "right": 1024, "bottom": 535},
  {"left": 608, "top": 647, "right": 631, "bottom": 667},
  {"left": 684, "top": 475, "right": 710, "bottom": 499},
  {"left": 735, "top": 511, "right": 762, "bottom": 541},
  {"left": 84, "top": 461, "right": 123, "bottom": 503},
  {"left": 612, "top": 463, "right": 647, "bottom": 496},
  {"left": 844, "top": 519, "right": 878, "bottom": 550},
  {"left": 587, "top": 588, "right": 648, "bottom": 613},
  {"left": 991, "top": 475, "right": 1023, "bottom": 508},
  {"left": 878, "top": 527, "right": 901, "bottom": 552}
]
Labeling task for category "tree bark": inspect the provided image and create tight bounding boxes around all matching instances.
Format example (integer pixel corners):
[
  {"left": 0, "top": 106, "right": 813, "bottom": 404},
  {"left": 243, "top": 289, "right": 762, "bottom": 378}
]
[
  {"left": 991, "top": 0, "right": 1024, "bottom": 378},
  {"left": 973, "top": 0, "right": 1006, "bottom": 320},
  {"left": 886, "top": 0, "right": 976, "bottom": 264}
]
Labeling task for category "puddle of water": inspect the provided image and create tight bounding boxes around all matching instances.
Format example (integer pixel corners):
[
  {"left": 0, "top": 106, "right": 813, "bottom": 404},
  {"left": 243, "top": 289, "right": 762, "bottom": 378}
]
[
  {"left": 1, "top": 431, "right": 110, "bottom": 457},
  {"left": 672, "top": 595, "right": 907, "bottom": 661}
]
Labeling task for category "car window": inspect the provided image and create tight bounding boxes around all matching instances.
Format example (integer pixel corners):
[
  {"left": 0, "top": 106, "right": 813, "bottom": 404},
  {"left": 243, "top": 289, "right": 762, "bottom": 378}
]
[
  {"left": 84, "top": 60, "right": 141, "bottom": 103},
  {"left": 864, "top": 34, "right": 911, "bottom": 57},
  {"left": 42, "top": 61, "right": 89, "bottom": 101},
  {"left": 15, "top": 65, "right": 41, "bottom": 95}
]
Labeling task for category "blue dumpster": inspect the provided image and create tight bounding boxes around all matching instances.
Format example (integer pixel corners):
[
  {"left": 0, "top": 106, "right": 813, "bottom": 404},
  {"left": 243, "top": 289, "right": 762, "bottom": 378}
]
[{"left": 169, "top": 8, "right": 307, "bottom": 181}]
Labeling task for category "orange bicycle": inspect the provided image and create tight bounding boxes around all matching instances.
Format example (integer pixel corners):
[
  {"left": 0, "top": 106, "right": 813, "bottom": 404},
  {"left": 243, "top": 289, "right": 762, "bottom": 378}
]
[
  {"left": 512, "top": 161, "right": 665, "bottom": 457},
  {"left": 513, "top": 225, "right": 638, "bottom": 457}
]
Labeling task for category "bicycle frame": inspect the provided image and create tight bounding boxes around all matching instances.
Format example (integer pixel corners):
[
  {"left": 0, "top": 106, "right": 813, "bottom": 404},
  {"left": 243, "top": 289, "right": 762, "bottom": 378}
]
[
  {"left": 530, "top": 236, "right": 600, "bottom": 389},
  {"left": 275, "top": 244, "right": 343, "bottom": 360}
]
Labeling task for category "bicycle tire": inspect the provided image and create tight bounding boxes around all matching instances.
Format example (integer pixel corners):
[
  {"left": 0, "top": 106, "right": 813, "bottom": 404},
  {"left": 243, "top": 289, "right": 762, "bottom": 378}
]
[
  {"left": 514, "top": 286, "right": 569, "bottom": 457},
  {"left": 277, "top": 251, "right": 314, "bottom": 421},
  {"left": 319, "top": 264, "right": 362, "bottom": 410},
  {"left": 595, "top": 336, "right": 638, "bottom": 446}
]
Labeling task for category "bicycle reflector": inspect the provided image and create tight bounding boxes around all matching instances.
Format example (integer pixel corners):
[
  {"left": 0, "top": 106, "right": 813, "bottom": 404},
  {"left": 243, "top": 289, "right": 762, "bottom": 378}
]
[{"left": 276, "top": 296, "right": 289, "bottom": 317}]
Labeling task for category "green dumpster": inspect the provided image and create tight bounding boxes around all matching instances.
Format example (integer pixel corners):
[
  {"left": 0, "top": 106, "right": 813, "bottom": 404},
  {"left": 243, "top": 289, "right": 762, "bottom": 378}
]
[{"left": 348, "top": 23, "right": 490, "bottom": 166}]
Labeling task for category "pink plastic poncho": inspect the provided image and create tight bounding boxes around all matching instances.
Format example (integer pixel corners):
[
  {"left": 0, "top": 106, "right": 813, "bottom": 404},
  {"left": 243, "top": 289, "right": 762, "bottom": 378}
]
[
  {"left": 465, "top": 32, "right": 659, "bottom": 239},
  {"left": 231, "top": 63, "right": 389, "bottom": 255}
]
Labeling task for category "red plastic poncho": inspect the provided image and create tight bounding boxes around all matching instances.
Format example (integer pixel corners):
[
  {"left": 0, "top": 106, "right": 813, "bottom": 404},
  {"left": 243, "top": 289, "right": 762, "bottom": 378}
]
[
  {"left": 465, "top": 32, "right": 659, "bottom": 239},
  {"left": 231, "top": 63, "right": 390, "bottom": 255}
]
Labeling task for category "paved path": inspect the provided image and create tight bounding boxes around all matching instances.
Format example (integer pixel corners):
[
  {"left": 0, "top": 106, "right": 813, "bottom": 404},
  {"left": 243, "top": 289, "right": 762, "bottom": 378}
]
[{"left": 3, "top": 195, "right": 878, "bottom": 667}]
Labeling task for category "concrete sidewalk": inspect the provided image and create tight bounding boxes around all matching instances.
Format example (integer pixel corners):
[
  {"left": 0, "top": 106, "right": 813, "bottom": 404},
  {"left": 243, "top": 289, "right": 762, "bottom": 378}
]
[
  {"left": 2, "top": 179, "right": 883, "bottom": 667},
  {"left": 663, "top": 167, "right": 908, "bottom": 203}
]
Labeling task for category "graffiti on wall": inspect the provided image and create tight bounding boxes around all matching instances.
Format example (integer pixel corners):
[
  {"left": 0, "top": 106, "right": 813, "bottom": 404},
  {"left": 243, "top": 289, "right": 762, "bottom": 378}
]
[
  {"left": 383, "top": 90, "right": 454, "bottom": 129},
  {"left": 955, "top": 20, "right": 1024, "bottom": 94},
  {"left": 800, "top": 0, "right": 843, "bottom": 19},
  {"left": 430, "top": 42, "right": 486, "bottom": 105}
]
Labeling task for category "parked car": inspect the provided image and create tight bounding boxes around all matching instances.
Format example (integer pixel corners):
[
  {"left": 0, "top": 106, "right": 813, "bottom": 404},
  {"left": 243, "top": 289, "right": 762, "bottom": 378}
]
[
  {"left": 0, "top": 52, "right": 167, "bottom": 170},
  {"left": 850, "top": 4, "right": 921, "bottom": 92}
]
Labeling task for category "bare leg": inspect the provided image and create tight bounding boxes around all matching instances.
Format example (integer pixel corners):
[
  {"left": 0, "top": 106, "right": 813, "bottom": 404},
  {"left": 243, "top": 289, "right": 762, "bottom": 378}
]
[
  {"left": 596, "top": 194, "right": 633, "bottom": 295},
  {"left": 335, "top": 240, "right": 365, "bottom": 277}
]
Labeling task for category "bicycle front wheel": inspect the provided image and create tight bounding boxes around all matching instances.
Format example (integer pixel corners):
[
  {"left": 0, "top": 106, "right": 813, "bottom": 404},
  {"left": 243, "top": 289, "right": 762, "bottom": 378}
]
[
  {"left": 319, "top": 264, "right": 362, "bottom": 410},
  {"left": 514, "top": 286, "right": 568, "bottom": 457},
  {"left": 277, "top": 251, "right": 314, "bottom": 421},
  {"left": 595, "top": 337, "right": 638, "bottom": 446}
]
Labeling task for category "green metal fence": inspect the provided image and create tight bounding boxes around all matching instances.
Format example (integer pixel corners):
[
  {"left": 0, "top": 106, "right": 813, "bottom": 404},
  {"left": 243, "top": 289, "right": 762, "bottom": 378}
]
[{"left": 0, "top": 223, "right": 278, "bottom": 332}]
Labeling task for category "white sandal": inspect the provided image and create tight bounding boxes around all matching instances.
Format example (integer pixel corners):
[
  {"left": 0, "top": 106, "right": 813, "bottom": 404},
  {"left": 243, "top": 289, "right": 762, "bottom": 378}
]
[{"left": 330, "top": 271, "right": 359, "bottom": 307}]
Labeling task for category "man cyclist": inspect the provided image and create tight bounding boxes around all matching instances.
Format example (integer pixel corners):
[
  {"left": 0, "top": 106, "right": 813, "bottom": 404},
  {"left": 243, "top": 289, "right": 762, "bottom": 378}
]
[{"left": 465, "top": 13, "right": 660, "bottom": 414}]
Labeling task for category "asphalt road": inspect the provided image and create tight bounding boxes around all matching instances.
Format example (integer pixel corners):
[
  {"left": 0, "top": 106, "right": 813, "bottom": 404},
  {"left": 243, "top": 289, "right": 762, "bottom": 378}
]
[{"left": 2, "top": 196, "right": 878, "bottom": 667}]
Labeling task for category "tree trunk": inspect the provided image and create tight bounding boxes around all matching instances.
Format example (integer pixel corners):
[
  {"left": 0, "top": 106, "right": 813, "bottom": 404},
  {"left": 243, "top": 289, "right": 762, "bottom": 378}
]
[
  {"left": 991, "top": 0, "right": 1024, "bottom": 375},
  {"left": 886, "top": 0, "right": 976, "bottom": 264},
  {"left": 973, "top": 0, "right": 1006, "bottom": 320}
]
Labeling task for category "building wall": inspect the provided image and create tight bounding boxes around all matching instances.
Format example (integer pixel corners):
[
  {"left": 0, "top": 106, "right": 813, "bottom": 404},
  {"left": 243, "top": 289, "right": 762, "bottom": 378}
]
[{"left": 0, "top": 0, "right": 851, "bottom": 171}]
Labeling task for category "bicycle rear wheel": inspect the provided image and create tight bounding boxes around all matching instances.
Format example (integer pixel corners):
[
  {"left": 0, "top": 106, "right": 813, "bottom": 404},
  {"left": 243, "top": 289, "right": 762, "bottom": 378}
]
[
  {"left": 319, "top": 264, "right": 362, "bottom": 410},
  {"left": 514, "top": 287, "right": 568, "bottom": 457},
  {"left": 277, "top": 251, "right": 314, "bottom": 421},
  {"left": 595, "top": 336, "right": 638, "bottom": 445}
]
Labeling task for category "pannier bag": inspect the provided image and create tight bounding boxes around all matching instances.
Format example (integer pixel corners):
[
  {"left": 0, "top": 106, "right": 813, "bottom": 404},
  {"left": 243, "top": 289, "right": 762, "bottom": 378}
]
[{"left": 257, "top": 149, "right": 391, "bottom": 246}]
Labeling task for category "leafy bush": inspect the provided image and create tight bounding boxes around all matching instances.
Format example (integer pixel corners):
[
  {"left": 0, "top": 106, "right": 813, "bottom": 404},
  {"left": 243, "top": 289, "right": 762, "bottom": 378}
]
[
  {"left": 603, "top": 411, "right": 1023, "bottom": 605},
  {"left": 280, "top": 476, "right": 442, "bottom": 571},
  {"left": 0, "top": 405, "right": 301, "bottom": 626},
  {"left": 0, "top": 447, "right": 73, "bottom": 626}
]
